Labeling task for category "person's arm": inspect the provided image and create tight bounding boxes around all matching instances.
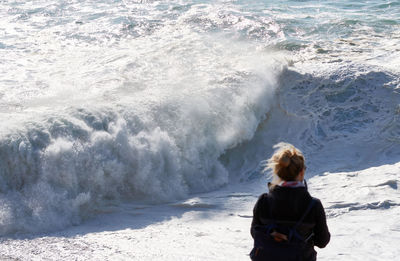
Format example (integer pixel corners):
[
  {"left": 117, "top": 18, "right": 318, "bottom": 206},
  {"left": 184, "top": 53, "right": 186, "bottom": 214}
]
[
  {"left": 250, "top": 195, "right": 264, "bottom": 239},
  {"left": 313, "top": 199, "right": 330, "bottom": 248}
]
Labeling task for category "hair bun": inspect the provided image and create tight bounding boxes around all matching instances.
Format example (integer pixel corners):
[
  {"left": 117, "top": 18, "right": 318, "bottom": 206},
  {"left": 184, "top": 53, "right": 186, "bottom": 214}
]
[
  {"left": 265, "top": 142, "right": 305, "bottom": 182},
  {"left": 278, "top": 152, "right": 291, "bottom": 168}
]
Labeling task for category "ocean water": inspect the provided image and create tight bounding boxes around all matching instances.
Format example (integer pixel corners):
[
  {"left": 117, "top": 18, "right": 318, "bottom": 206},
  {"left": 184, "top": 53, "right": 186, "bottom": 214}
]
[{"left": 0, "top": 0, "right": 399, "bottom": 235}]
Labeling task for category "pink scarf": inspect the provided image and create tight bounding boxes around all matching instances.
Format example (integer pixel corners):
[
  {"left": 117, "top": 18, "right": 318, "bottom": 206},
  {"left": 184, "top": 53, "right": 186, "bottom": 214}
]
[{"left": 278, "top": 181, "right": 305, "bottom": 188}]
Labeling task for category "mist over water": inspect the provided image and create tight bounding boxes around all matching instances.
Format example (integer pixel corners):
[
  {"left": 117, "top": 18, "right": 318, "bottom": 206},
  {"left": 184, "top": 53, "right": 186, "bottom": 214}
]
[{"left": 0, "top": 0, "right": 399, "bottom": 235}]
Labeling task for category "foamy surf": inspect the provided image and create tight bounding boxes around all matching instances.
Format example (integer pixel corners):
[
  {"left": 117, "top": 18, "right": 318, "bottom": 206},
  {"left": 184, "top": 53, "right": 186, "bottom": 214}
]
[
  {"left": 0, "top": 29, "right": 283, "bottom": 234},
  {"left": 0, "top": 5, "right": 399, "bottom": 261},
  {"left": 0, "top": 163, "right": 399, "bottom": 260}
]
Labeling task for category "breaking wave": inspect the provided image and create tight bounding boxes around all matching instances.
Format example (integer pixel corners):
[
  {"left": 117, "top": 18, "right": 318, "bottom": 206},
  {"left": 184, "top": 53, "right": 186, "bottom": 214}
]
[{"left": 0, "top": 0, "right": 399, "bottom": 235}]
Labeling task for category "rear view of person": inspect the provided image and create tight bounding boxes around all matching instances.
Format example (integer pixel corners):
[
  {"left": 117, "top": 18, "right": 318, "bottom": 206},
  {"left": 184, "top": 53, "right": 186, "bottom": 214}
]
[{"left": 250, "top": 143, "right": 330, "bottom": 261}]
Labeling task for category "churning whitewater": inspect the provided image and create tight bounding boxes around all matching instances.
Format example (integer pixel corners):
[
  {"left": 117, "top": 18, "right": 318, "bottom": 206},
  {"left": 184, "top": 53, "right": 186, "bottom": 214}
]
[{"left": 0, "top": 0, "right": 399, "bottom": 240}]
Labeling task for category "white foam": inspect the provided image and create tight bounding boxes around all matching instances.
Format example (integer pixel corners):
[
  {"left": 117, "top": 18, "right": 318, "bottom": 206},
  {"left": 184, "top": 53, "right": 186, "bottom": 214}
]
[
  {"left": 222, "top": 61, "right": 400, "bottom": 181},
  {"left": 1, "top": 163, "right": 399, "bottom": 260},
  {"left": 0, "top": 28, "right": 283, "bottom": 234},
  {"left": 1, "top": 0, "right": 399, "bottom": 237}
]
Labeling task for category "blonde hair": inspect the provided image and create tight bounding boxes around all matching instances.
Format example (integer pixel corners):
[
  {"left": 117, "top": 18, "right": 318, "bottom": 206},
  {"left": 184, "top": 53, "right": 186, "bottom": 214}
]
[{"left": 265, "top": 142, "right": 305, "bottom": 182}]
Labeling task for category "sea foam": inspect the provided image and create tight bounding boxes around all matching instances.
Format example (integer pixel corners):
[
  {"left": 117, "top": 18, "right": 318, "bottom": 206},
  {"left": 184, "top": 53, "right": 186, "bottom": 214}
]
[
  {"left": 0, "top": 0, "right": 399, "bottom": 236},
  {"left": 0, "top": 32, "right": 282, "bottom": 235}
]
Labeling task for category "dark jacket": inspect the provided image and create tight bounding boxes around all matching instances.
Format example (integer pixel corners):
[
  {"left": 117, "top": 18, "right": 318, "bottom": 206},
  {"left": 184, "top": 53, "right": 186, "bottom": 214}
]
[{"left": 251, "top": 183, "right": 330, "bottom": 260}]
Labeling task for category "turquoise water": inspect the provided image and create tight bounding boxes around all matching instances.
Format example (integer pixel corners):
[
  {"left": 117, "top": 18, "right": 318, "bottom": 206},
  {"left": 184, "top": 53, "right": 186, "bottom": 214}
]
[{"left": 2, "top": 1, "right": 399, "bottom": 48}]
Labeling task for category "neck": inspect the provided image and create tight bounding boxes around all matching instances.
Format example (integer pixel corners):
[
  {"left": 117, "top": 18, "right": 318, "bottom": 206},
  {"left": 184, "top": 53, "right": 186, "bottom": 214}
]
[{"left": 279, "top": 180, "right": 305, "bottom": 187}]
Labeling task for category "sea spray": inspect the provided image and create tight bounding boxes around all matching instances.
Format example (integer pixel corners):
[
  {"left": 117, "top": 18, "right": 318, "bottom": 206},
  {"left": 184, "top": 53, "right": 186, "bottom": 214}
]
[
  {"left": 0, "top": 34, "right": 283, "bottom": 234},
  {"left": 1, "top": 0, "right": 399, "bottom": 236}
]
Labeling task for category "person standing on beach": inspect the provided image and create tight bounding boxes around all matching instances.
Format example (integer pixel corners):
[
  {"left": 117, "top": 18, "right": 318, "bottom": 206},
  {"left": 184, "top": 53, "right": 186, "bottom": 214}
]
[{"left": 250, "top": 143, "right": 330, "bottom": 260}]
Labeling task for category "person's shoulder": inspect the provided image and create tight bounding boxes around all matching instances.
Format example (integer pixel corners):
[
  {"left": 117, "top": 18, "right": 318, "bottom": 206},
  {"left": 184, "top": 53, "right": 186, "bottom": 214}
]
[
  {"left": 253, "top": 192, "right": 271, "bottom": 214},
  {"left": 311, "top": 197, "right": 323, "bottom": 205},
  {"left": 257, "top": 192, "right": 269, "bottom": 201},
  {"left": 310, "top": 197, "right": 326, "bottom": 212},
  {"left": 254, "top": 192, "right": 271, "bottom": 206}
]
